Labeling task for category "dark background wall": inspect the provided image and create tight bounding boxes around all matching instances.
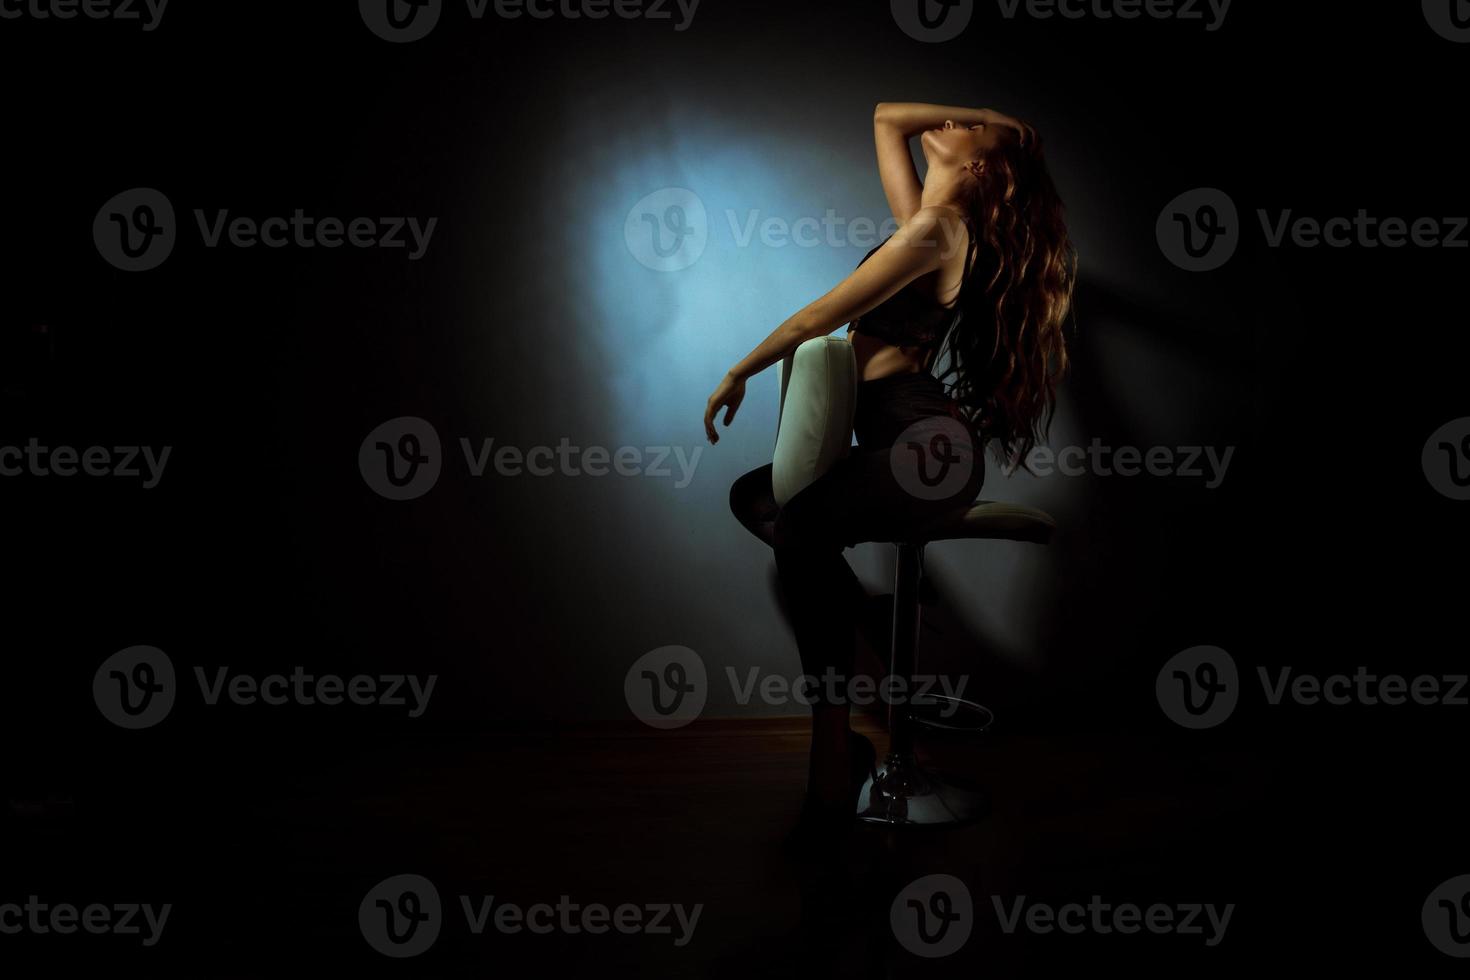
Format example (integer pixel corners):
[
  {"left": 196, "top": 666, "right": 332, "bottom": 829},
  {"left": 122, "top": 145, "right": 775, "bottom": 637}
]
[
  {"left": 4, "top": 1, "right": 1464, "bottom": 744},
  {"left": 5, "top": 3, "right": 1470, "bottom": 975}
]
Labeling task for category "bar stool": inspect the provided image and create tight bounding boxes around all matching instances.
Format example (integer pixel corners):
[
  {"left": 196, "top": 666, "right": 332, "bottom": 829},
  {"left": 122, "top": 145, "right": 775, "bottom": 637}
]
[
  {"left": 856, "top": 503, "right": 1055, "bottom": 827},
  {"left": 771, "top": 336, "right": 1056, "bottom": 827}
]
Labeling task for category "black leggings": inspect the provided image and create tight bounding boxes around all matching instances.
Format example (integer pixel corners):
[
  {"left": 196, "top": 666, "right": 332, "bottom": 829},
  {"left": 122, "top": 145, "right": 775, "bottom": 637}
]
[{"left": 728, "top": 371, "right": 985, "bottom": 705}]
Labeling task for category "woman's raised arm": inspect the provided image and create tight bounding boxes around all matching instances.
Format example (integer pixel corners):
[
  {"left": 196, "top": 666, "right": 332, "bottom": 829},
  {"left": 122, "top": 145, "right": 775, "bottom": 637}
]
[
  {"left": 873, "top": 102, "right": 1034, "bottom": 223},
  {"left": 875, "top": 102, "right": 981, "bottom": 223}
]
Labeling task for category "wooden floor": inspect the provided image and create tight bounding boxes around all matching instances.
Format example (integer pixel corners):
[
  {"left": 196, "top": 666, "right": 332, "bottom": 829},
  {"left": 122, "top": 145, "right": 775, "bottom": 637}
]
[{"left": 4, "top": 718, "right": 1448, "bottom": 976}]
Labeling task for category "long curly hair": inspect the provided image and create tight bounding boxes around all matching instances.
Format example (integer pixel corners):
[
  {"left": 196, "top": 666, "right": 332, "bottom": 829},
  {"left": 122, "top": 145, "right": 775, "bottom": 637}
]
[{"left": 938, "top": 127, "right": 1077, "bottom": 473}]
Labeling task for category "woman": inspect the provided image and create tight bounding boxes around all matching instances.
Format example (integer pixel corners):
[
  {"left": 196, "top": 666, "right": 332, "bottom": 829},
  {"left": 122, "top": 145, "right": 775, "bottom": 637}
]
[{"left": 704, "top": 102, "right": 1077, "bottom": 851}]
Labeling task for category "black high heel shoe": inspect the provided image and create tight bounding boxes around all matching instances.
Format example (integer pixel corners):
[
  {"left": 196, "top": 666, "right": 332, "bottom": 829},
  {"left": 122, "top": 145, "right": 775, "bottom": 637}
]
[{"left": 781, "top": 732, "right": 878, "bottom": 857}]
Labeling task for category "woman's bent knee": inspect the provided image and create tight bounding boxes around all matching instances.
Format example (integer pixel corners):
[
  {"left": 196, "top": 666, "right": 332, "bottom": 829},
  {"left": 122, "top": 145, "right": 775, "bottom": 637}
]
[{"left": 730, "top": 464, "right": 779, "bottom": 543}]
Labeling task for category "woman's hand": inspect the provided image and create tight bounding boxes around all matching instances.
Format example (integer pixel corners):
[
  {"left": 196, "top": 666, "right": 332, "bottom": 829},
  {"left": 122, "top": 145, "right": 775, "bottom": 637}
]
[
  {"left": 980, "top": 109, "right": 1036, "bottom": 147},
  {"left": 703, "top": 371, "right": 746, "bottom": 444}
]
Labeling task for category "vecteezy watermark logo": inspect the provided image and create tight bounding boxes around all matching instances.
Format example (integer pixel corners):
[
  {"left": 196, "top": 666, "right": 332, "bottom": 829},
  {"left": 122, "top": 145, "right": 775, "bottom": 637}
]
[
  {"left": 93, "top": 647, "right": 438, "bottom": 728},
  {"left": 93, "top": 188, "right": 439, "bottom": 271},
  {"left": 891, "top": 875, "right": 973, "bottom": 958},
  {"left": 360, "top": 874, "right": 443, "bottom": 958},
  {"left": 0, "top": 0, "right": 169, "bottom": 30},
  {"left": 0, "top": 440, "right": 172, "bottom": 488},
  {"left": 625, "top": 188, "right": 708, "bottom": 272},
  {"left": 1157, "top": 187, "right": 1239, "bottom": 272},
  {"left": 360, "top": 417, "right": 443, "bottom": 501},
  {"left": 892, "top": 880, "right": 1234, "bottom": 956},
  {"left": 891, "top": 0, "right": 974, "bottom": 42},
  {"left": 1162, "top": 188, "right": 1470, "bottom": 270},
  {"left": 1156, "top": 645, "right": 1238, "bottom": 729},
  {"left": 1158, "top": 647, "right": 1468, "bottom": 729},
  {"left": 1424, "top": 875, "right": 1470, "bottom": 957},
  {"left": 94, "top": 188, "right": 176, "bottom": 272},
  {"left": 0, "top": 897, "right": 173, "bottom": 947},
  {"left": 624, "top": 645, "right": 707, "bottom": 729},
  {"left": 93, "top": 646, "right": 176, "bottom": 730},
  {"left": 624, "top": 192, "right": 968, "bottom": 271},
  {"left": 1422, "top": 417, "right": 1470, "bottom": 500},
  {"left": 359, "top": 874, "right": 702, "bottom": 957},
  {"left": 896, "top": 0, "right": 1232, "bottom": 41},
  {"left": 360, "top": 0, "right": 443, "bottom": 42},
  {"left": 891, "top": 415, "right": 978, "bottom": 501},
  {"left": 360, "top": 0, "right": 700, "bottom": 42},
  {"left": 360, "top": 417, "right": 704, "bottom": 499},
  {"left": 1424, "top": 0, "right": 1470, "bottom": 43},
  {"left": 993, "top": 896, "right": 1234, "bottom": 946}
]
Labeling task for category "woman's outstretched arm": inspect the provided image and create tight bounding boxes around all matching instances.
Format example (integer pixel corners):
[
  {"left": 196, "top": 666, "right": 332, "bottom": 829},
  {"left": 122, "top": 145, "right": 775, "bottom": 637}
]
[{"left": 702, "top": 207, "right": 960, "bottom": 444}]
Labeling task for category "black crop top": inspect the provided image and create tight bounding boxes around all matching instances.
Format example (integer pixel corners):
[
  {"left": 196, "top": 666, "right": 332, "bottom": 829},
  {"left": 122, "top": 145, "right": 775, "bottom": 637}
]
[{"left": 846, "top": 215, "right": 978, "bottom": 360}]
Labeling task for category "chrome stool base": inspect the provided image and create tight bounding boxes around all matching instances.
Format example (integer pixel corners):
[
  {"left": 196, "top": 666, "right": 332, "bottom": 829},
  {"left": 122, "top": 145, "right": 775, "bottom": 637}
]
[
  {"left": 856, "top": 505, "right": 1054, "bottom": 829},
  {"left": 856, "top": 751, "right": 990, "bottom": 827}
]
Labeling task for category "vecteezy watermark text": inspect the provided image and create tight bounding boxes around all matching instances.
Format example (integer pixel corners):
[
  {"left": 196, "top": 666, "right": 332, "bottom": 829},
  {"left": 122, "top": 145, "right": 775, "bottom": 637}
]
[
  {"left": 194, "top": 210, "right": 437, "bottom": 260},
  {"left": 891, "top": 0, "right": 1231, "bottom": 44},
  {"left": 1024, "top": 440, "right": 1234, "bottom": 488},
  {"left": 94, "top": 188, "right": 438, "bottom": 272},
  {"left": 1159, "top": 187, "right": 1470, "bottom": 271},
  {"left": 360, "top": 417, "right": 702, "bottom": 500},
  {"left": 624, "top": 188, "right": 974, "bottom": 272},
  {"left": 726, "top": 666, "right": 971, "bottom": 713},
  {"left": 623, "top": 648, "right": 974, "bottom": 728},
  {"left": 992, "top": 895, "right": 1234, "bottom": 946},
  {"left": 0, "top": 897, "right": 171, "bottom": 947},
  {"left": 1157, "top": 645, "right": 1468, "bottom": 728},
  {"left": 888, "top": 875, "right": 1234, "bottom": 958},
  {"left": 0, "top": 0, "right": 168, "bottom": 30},
  {"left": 995, "top": 0, "right": 1231, "bottom": 29},
  {"left": 0, "top": 440, "right": 170, "bottom": 488},
  {"left": 359, "top": 874, "right": 701, "bottom": 958},
  {"left": 93, "top": 646, "right": 437, "bottom": 729},
  {"left": 359, "top": 0, "right": 700, "bottom": 43}
]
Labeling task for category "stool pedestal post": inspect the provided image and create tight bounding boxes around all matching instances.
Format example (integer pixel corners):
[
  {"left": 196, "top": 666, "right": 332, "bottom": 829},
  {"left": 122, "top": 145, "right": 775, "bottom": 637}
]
[
  {"left": 856, "top": 542, "right": 989, "bottom": 827},
  {"left": 886, "top": 542, "right": 923, "bottom": 759}
]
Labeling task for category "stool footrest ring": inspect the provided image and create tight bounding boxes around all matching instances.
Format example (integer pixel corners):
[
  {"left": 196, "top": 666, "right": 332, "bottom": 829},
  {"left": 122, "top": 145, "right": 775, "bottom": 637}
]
[{"left": 908, "top": 695, "right": 995, "bottom": 735}]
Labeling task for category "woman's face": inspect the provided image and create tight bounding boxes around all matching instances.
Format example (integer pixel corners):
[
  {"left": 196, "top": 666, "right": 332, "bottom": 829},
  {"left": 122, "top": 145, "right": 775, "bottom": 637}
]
[{"left": 920, "top": 119, "right": 1004, "bottom": 169}]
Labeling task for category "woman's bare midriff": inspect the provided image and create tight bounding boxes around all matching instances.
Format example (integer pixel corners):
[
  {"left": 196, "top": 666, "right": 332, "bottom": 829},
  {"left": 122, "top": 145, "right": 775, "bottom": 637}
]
[{"left": 846, "top": 328, "right": 931, "bottom": 381}]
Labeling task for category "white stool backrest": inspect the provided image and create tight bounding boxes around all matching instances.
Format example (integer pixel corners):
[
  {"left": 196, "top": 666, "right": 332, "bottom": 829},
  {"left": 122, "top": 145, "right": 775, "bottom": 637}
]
[{"left": 772, "top": 336, "right": 857, "bottom": 507}]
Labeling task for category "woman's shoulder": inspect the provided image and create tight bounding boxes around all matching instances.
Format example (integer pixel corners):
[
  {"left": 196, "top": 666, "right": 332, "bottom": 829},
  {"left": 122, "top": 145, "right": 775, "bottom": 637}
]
[
  {"left": 855, "top": 234, "right": 894, "bottom": 267},
  {"left": 853, "top": 213, "right": 973, "bottom": 289},
  {"left": 902, "top": 204, "right": 971, "bottom": 235}
]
